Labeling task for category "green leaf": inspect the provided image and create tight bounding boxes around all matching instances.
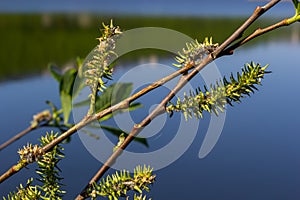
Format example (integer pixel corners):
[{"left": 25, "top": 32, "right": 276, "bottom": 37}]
[
  {"left": 72, "top": 78, "right": 86, "bottom": 101},
  {"left": 73, "top": 82, "right": 142, "bottom": 121},
  {"left": 99, "top": 102, "right": 142, "bottom": 122},
  {"left": 127, "top": 102, "right": 143, "bottom": 111},
  {"left": 59, "top": 68, "right": 77, "bottom": 124},
  {"left": 95, "top": 83, "right": 133, "bottom": 112},
  {"left": 49, "top": 64, "right": 62, "bottom": 82},
  {"left": 100, "top": 125, "right": 148, "bottom": 147},
  {"left": 76, "top": 57, "right": 84, "bottom": 73},
  {"left": 60, "top": 91, "right": 72, "bottom": 124},
  {"left": 74, "top": 83, "right": 134, "bottom": 111},
  {"left": 293, "top": 0, "right": 300, "bottom": 12}
]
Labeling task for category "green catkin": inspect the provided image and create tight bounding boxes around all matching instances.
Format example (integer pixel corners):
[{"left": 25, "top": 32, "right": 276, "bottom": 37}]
[
  {"left": 173, "top": 37, "right": 218, "bottom": 68},
  {"left": 167, "top": 62, "right": 270, "bottom": 120},
  {"left": 84, "top": 20, "right": 122, "bottom": 115}
]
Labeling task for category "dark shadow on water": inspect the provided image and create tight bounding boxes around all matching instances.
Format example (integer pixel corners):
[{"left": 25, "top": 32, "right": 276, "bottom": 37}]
[{"left": 0, "top": 14, "right": 297, "bottom": 81}]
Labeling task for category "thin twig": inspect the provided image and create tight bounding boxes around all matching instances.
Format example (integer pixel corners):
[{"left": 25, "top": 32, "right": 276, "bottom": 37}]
[
  {"left": 0, "top": 126, "right": 35, "bottom": 151},
  {"left": 0, "top": 110, "right": 51, "bottom": 151},
  {"left": 221, "top": 18, "right": 290, "bottom": 56},
  {"left": 0, "top": 161, "right": 26, "bottom": 184},
  {"left": 75, "top": 0, "right": 282, "bottom": 199},
  {"left": 213, "top": 0, "right": 282, "bottom": 58}
]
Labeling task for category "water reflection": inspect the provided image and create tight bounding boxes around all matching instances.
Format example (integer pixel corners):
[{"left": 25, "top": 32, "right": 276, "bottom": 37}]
[{"left": 0, "top": 15, "right": 297, "bottom": 80}]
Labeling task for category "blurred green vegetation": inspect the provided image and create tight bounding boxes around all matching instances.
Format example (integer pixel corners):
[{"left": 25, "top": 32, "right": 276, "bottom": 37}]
[{"left": 0, "top": 14, "right": 292, "bottom": 80}]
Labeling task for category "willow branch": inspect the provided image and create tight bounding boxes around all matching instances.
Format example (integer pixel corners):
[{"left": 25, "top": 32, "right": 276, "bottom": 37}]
[
  {"left": 75, "top": 1, "right": 282, "bottom": 199},
  {"left": 0, "top": 62, "right": 194, "bottom": 184}
]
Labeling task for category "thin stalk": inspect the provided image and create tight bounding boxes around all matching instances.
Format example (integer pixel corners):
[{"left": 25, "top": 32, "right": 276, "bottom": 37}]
[
  {"left": 221, "top": 19, "right": 290, "bottom": 56},
  {"left": 0, "top": 126, "right": 35, "bottom": 151},
  {"left": 87, "top": 83, "right": 98, "bottom": 115},
  {"left": 0, "top": 110, "right": 51, "bottom": 151}
]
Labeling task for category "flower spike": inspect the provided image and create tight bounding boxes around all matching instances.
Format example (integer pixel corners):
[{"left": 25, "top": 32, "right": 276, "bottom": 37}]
[{"left": 167, "top": 62, "right": 270, "bottom": 120}]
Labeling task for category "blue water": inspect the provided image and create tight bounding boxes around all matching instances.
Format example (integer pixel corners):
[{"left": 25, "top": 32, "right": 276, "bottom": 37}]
[
  {"left": 0, "top": 39, "right": 299, "bottom": 199},
  {"left": 0, "top": 0, "right": 295, "bottom": 17}
]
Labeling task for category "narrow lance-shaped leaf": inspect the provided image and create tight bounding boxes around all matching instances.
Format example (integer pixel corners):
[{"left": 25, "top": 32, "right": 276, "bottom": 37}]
[
  {"left": 48, "top": 64, "right": 62, "bottom": 83},
  {"left": 59, "top": 68, "right": 77, "bottom": 124}
]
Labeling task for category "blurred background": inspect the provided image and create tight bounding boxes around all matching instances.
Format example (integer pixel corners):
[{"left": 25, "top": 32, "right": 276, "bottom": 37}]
[
  {"left": 0, "top": 0, "right": 299, "bottom": 199},
  {"left": 0, "top": 0, "right": 297, "bottom": 80}
]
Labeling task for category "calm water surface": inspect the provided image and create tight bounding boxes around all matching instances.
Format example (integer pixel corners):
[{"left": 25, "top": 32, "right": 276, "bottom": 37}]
[{"left": 0, "top": 41, "right": 299, "bottom": 199}]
